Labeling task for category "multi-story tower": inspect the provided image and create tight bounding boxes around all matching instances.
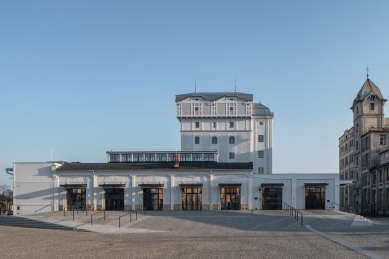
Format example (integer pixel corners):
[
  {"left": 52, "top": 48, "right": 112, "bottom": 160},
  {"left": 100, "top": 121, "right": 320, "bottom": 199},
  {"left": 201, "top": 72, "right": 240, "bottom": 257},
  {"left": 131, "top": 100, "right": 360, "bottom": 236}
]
[
  {"left": 176, "top": 92, "right": 274, "bottom": 174},
  {"left": 339, "top": 77, "right": 389, "bottom": 214}
]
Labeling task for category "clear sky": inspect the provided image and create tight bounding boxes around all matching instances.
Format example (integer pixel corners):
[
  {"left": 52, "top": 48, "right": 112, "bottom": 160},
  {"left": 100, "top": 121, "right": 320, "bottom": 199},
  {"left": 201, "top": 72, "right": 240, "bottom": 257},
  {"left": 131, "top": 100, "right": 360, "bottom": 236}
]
[{"left": 1, "top": 1, "right": 389, "bottom": 186}]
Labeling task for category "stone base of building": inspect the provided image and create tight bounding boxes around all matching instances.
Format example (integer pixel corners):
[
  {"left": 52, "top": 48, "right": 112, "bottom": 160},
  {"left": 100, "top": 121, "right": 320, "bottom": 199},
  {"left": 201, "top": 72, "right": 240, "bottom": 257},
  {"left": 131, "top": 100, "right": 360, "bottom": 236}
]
[
  {"left": 212, "top": 204, "right": 219, "bottom": 210},
  {"left": 87, "top": 204, "right": 94, "bottom": 211},
  {"left": 163, "top": 204, "right": 170, "bottom": 211},
  {"left": 124, "top": 205, "right": 132, "bottom": 211},
  {"left": 96, "top": 205, "right": 103, "bottom": 211},
  {"left": 241, "top": 204, "right": 248, "bottom": 210},
  {"left": 202, "top": 204, "right": 210, "bottom": 211},
  {"left": 135, "top": 205, "right": 142, "bottom": 211},
  {"left": 174, "top": 204, "right": 181, "bottom": 210}
]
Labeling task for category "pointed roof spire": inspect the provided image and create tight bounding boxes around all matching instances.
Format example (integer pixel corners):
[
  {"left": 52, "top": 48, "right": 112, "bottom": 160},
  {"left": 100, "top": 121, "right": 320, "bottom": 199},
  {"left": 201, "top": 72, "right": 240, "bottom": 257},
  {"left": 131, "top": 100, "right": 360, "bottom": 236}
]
[{"left": 366, "top": 65, "right": 369, "bottom": 79}]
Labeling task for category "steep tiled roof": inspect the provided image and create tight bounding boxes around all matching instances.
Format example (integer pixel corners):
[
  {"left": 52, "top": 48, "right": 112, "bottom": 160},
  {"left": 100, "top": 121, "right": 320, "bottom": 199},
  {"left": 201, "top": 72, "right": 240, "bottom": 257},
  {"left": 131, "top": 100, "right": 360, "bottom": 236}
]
[
  {"left": 56, "top": 162, "right": 253, "bottom": 171},
  {"left": 175, "top": 92, "right": 253, "bottom": 102},
  {"left": 355, "top": 79, "right": 385, "bottom": 101}
]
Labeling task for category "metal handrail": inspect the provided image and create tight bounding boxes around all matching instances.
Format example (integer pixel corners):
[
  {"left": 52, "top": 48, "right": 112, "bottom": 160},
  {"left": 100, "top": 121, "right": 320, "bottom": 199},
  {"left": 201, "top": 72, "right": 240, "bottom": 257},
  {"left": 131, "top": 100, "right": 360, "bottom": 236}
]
[
  {"left": 90, "top": 212, "right": 103, "bottom": 225},
  {"left": 284, "top": 203, "right": 304, "bottom": 225},
  {"left": 35, "top": 204, "right": 53, "bottom": 213},
  {"left": 331, "top": 202, "right": 340, "bottom": 210}
]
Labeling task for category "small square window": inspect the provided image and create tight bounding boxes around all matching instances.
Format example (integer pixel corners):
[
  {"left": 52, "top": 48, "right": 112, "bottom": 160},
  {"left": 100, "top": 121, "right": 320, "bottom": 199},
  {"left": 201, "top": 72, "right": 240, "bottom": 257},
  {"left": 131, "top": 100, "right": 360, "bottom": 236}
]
[
  {"left": 259, "top": 122, "right": 263, "bottom": 125},
  {"left": 229, "top": 152, "right": 235, "bottom": 159},
  {"left": 258, "top": 135, "right": 264, "bottom": 142},
  {"left": 258, "top": 151, "right": 264, "bottom": 158},
  {"left": 230, "top": 122, "right": 234, "bottom": 128},
  {"left": 258, "top": 167, "right": 264, "bottom": 174},
  {"left": 195, "top": 122, "right": 200, "bottom": 128}
]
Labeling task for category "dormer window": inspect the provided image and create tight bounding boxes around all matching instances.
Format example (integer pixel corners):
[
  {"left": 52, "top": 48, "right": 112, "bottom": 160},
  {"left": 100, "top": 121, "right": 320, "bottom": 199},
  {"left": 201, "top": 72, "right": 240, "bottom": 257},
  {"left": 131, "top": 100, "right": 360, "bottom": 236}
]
[{"left": 370, "top": 95, "right": 375, "bottom": 101}]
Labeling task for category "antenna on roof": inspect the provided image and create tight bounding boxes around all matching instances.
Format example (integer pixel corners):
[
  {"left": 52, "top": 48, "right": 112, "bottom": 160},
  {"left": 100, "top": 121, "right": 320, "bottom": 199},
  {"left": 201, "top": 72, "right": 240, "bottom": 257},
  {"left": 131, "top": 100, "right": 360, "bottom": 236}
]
[
  {"left": 366, "top": 65, "right": 369, "bottom": 79},
  {"left": 234, "top": 77, "right": 236, "bottom": 93},
  {"left": 195, "top": 78, "right": 197, "bottom": 93}
]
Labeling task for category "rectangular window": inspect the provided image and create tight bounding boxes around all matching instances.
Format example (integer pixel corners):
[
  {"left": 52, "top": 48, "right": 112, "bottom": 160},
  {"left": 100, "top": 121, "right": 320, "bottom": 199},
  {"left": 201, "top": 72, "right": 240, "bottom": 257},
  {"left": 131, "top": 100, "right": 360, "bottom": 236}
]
[
  {"left": 156, "top": 153, "right": 167, "bottom": 162},
  {"left": 204, "top": 153, "right": 214, "bottom": 161},
  {"left": 121, "top": 154, "right": 132, "bottom": 162},
  {"left": 356, "top": 124, "right": 359, "bottom": 132},
  {"left": 371, "top": 103, "right": 375, "bottom": 110},
  {"left": 258, "top": 151, "right": 264, "bottom": 158},
  {"left": 229, "top": 122, "right": 234, "bottom": 128},
  {"left": 258, "top": 167, "right": 264, "bottom": 174},
  {"left": 380, "top": 169, "right": 383, "bottom": 182},
  {"left": 180, "top": 153, "right": 191, "bottom": 162},
  {"left": 195, "top": 122, "right": 200, "bottom": 128},
  {"left": 259, "top": 121, "right": 263, "bottom": 125},
  {"left": 387, "top": 168, "right": 389, "bottom": 181},
  {"left": 145, "top": 153, "right": 155, "bottom": 162},
  {"left": 229, "top": 152, "right": 235, "bottom": 159},
  {"left": 195, "top": 136, "right": 200, "bottom": 144},
  {"left": 213, "top": 122, "right": 216, "bottom": 128},
  {"left": 133, "top": 153, "right": 144, "bottom": 162},
  {"left": 258, "top": 135, "right": 264, "bottom": 142},
  {"left": 380, "top": 135, "right": 386, "bottom": 145},
  {"left": 168, "top": 153, "right": 175, "bottom": 162},
  {"left": 110, "top": 154, "right": 120, "bottom": 162},
  {"left": 192, "top": 153, "right": 202, "bottom": 162}
]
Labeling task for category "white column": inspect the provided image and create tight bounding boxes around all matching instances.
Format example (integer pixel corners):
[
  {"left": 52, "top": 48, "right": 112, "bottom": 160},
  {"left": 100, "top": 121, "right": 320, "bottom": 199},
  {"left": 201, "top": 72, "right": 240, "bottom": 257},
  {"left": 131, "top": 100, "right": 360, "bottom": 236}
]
[
  {"left": 248, "top": 174, "right": 253, "bottom": 210},
  {"left": 170, "top": 174, "right": 174, "bottom": 210},
  {"left": 132, "top": 175, "right": 136, "bottom": 211},
  {"left": 292, "top": 178, "right": 296, "bottom": 208}
]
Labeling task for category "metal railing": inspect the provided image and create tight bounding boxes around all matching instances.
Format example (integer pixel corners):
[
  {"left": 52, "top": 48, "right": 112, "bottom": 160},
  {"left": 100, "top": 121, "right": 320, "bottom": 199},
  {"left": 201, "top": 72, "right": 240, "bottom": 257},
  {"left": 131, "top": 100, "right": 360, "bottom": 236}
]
[
  {"left": 331, "top": 202, "right": 340, "bottom": 210},
  {"left": 35, "top": 204, "right": 53, "bottom": 213},
  {"left": 284, "top": 203, "right": 303, "bottom": 225}
]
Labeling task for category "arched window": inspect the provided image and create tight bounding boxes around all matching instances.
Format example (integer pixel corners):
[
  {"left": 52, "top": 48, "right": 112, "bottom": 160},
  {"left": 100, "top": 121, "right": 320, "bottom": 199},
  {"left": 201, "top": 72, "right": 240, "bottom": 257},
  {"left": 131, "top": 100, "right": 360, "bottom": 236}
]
[
  {"left": 195, "top": 136, "right": 200, "bottom": 144},
  {"left": 212, "top": 136, "right": 217, "bottom": 144},
  {"left": 229, "top": 136, "right": 235, "bottom": 144}
]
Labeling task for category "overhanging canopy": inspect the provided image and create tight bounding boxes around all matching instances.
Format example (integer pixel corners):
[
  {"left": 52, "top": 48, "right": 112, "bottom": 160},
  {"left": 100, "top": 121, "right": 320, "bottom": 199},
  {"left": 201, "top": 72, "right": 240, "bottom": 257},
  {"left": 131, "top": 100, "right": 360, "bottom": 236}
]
[
  {"left": 138, "top": 184, "right": 164, "bottom": 188},
  {"left": 304, "top": 183, "right": 328, "bottom": 187},
  {"left": 218, "top": 183, "right": 242, "bottom": 187},
  {"left": 60, "top": 184, "right": 87, "bottom": 188},
  {"left": 261, "top": 183, "right": 284, "bottom": 188},
  {"left": 179, "top": 183, "right": 203, "bottom": 188},
  {"left": 99, "top": 184, "right": 125, "bottom": 188}
]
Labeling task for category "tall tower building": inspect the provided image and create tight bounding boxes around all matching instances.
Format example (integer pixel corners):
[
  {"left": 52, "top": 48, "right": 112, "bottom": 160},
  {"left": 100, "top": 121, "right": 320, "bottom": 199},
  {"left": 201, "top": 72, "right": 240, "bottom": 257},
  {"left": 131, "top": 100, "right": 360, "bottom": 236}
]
[
  {"left": 339, "top": 77, "right": 389, "bottom": 214},
  {"left": 176, "top": 92, "right": 274, "bottom": 174}
]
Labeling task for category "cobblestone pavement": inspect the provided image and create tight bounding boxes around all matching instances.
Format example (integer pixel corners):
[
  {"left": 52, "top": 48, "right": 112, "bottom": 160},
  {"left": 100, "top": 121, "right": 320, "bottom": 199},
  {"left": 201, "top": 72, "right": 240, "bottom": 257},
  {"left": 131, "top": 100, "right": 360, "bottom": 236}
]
[{"left": 0, "top": 210, "right": 388, "bottom": 258}]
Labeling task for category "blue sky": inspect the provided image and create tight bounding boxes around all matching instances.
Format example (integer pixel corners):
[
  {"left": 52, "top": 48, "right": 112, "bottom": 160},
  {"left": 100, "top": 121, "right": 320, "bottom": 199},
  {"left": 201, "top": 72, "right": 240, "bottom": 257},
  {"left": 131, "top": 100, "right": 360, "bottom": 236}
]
[{"left": 1, "top": 1, "right": 389, "bottom": 185}]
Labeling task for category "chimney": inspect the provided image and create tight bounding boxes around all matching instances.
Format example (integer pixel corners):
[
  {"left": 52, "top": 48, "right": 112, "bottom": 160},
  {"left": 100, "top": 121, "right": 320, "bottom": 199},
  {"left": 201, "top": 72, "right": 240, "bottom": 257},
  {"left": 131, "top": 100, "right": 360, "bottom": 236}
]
[{"left": 174, "top": 154, "right": 179, "bottom": 168}]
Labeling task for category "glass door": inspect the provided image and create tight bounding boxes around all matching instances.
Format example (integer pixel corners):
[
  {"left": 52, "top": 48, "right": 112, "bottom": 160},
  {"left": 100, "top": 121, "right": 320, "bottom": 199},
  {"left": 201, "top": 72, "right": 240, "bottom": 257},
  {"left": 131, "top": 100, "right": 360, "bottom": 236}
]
[
  {"left": 105, "top": 188, "right": 124, "bottom": 210},
  {"left": 143, "top": 188, "right": 163, "bottom": 210},
  {"left": 182, "top": 188, "right": 202, "bottom": 210},
  {"left": 305, "top": 187, "right": 325, "bottom": 209},
  {"left": 220, "top": 187, "right": 241, "bottom": 210}
]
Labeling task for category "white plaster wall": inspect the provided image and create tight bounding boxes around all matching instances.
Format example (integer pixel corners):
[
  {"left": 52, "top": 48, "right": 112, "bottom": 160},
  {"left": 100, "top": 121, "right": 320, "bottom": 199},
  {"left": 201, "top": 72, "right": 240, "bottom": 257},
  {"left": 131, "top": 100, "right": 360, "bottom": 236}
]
[{"left": 13, "top": 162, "right": 55, "bottom": 215}]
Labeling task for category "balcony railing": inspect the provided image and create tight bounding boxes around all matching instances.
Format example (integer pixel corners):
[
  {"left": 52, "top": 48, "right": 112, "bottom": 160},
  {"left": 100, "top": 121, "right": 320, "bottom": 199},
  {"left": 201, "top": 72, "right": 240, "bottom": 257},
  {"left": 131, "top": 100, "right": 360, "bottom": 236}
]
[{"left": 361, "top": 126, "right": 389, "bottom": 136}]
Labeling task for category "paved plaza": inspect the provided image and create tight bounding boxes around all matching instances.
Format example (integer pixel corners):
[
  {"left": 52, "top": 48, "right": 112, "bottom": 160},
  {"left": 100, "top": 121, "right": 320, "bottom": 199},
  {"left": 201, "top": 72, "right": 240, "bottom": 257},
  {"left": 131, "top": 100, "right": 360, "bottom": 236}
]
[{"left": 0, "top": 210, "right": 388, "bottom": 258}]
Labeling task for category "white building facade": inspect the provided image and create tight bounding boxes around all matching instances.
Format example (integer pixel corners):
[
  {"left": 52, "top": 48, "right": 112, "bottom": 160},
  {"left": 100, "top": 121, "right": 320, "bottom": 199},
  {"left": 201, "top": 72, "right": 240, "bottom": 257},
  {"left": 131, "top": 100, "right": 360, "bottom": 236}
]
[
  {"left": 9, "top": 90, "right": 345, "bottom": 215},
  {"left": 11, "top": 161, "right": 342, "bottom": 215},
  {"left": 176, "top": 92, "right": 273, "bottom": 175}
]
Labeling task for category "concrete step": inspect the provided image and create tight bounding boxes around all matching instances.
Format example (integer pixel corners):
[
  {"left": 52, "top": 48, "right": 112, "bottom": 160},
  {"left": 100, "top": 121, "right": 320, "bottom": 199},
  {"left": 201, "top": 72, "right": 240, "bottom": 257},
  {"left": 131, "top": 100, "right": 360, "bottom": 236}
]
[{"left": 0, "top": 216, "right": 88, "bottom": 232}]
